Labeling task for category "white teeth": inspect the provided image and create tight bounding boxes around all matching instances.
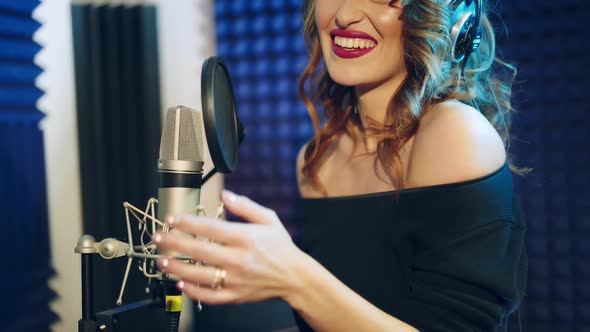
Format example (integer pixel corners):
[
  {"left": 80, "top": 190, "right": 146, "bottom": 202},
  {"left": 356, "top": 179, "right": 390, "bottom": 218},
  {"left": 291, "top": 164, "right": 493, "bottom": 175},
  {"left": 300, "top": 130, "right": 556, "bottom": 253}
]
[{"left": 334, "top": 36, "right": 376, "bottom": 49}]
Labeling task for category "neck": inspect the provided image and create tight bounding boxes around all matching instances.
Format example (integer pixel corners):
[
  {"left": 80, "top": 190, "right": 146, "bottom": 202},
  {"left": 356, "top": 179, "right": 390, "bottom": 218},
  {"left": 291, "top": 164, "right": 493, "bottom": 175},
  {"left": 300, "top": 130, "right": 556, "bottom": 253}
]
[{"left": 354, "top": 74, "right": 406, "bottom": 152}]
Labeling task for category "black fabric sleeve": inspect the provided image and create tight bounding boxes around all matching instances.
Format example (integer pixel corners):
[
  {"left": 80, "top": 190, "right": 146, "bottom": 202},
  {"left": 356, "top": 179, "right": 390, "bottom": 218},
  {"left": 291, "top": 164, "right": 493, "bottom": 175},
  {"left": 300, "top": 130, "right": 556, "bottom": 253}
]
[{"left": 406, "top": 196, "right": 527, "bottom": 332}]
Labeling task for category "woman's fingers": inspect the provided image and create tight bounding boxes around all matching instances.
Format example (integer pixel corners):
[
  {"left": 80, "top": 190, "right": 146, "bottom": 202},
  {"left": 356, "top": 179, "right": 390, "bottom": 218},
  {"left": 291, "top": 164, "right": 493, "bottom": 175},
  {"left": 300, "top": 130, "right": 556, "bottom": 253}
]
[
  {"left": 169, "top": 214, "right": 252, "bottom": 246},
  {"left": 158, "top": 257, "right": 229, "bottom": 288},
  {"left": 221, "top": 190, "right": 279, "bottom": 225},
  {"left": 178, "top": 280, "right": 237, "bottom": 305},
  {"left": 153, "top": 231, "right": 241, "bottom": 267}
]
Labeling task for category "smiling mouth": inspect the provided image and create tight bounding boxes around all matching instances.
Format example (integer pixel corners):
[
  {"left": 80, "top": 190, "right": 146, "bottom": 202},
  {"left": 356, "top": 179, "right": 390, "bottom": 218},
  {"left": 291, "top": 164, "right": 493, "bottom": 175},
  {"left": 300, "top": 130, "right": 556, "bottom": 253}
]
[
  {"left": 330, "top": 30, "right": 378, "bottom": 59},
  {"left": 330, "top": 29, "right": 378, "bottom": 47},
  {"left": 333, "top": 36, "right": 377, "bottom": 50}
]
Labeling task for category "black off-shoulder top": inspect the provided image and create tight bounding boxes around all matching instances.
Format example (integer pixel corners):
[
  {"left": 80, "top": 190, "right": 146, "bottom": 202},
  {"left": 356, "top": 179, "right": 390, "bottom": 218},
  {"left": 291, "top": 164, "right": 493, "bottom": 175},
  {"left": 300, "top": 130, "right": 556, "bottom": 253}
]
[{"left": 294, "top": 162, "right": 527, "bottom": 332}]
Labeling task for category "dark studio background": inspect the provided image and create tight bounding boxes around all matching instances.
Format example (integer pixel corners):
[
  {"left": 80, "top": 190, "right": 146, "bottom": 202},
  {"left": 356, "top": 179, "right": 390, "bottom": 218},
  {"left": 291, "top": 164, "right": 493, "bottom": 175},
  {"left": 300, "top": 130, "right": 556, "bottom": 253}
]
[{"left": 1, "top": 0, "right": 589, "bottom": 331}]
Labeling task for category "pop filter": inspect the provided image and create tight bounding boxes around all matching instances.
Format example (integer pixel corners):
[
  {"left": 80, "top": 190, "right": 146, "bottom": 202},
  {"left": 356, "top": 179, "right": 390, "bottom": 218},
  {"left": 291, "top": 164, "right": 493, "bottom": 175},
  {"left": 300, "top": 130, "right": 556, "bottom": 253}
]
[{"left": 201, "top": 56, "right": 245, "bottom": 183}]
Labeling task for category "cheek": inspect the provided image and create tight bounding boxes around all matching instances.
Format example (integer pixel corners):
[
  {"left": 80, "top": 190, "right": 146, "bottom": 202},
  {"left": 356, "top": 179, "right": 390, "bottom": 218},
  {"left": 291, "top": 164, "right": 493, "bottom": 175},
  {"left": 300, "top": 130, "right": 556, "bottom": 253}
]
[
  {"left": 314, "top": 3, "right": 336, "bottom": 58},
  {"left": 375, "top": 11, "right": 404, "bottom": 44},
  {"left": 375, "top": 14, "right": 405, "bottom": 66},
  {"left": 314, "top": 1, "right": 338, "bottom": 27}
]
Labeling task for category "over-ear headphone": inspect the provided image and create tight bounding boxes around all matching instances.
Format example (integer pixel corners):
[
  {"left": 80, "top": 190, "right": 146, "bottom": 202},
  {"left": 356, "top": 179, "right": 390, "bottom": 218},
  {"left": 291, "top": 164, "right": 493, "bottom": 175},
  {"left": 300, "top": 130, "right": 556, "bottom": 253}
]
[{"left": 448, "top": 0, "right": 482, "bottom": 63}]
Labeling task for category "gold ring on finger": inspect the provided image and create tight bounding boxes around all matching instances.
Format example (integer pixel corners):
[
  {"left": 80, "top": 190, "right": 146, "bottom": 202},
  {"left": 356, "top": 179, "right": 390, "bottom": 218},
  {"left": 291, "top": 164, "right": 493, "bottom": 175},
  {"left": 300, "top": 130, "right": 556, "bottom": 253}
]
[{"left": 211, "top": 267, "right": 227, "bottom": 290}]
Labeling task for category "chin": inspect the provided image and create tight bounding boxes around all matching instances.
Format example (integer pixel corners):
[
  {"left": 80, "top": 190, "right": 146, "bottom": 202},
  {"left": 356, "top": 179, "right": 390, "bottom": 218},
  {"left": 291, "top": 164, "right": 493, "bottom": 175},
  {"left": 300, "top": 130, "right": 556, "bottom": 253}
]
[
  {"left": 328, "top": 68, "right": 392, "bottom": 89},
  {"left": 325, "top": 64, "right": 371, "bottom": 87},
  {"left": 331, "top": 76, "right": 366, "bottom": 87}
]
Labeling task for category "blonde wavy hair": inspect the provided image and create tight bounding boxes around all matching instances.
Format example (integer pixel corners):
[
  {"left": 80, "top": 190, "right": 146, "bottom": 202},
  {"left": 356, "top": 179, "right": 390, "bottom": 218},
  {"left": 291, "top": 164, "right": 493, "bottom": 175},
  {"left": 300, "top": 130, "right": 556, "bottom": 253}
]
[{"left": 298, "top": 0, "right": 526, "bottom": 195}]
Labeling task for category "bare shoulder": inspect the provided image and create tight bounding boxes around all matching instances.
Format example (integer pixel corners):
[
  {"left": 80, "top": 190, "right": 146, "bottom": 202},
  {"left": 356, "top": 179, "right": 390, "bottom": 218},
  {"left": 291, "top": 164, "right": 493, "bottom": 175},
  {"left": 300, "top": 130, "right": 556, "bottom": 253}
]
[
  {"left": 296, "top": 142, "right": 316, "bottom": 197},
  {"left": 296, "top": 142, "right": 308, "bottom": 187},
  {"left": 406, "top": 100, "right": 507, "bottom": 188},
  {"left": 296, "top": 139, "right": 340, "bottom": 197}
]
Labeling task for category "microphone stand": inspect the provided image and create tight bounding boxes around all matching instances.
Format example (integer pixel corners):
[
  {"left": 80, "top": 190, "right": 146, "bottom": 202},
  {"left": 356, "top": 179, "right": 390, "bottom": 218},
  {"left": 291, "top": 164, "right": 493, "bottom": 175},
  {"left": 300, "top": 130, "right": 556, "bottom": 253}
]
[
  {"left": 76, "top": 235, "right": 97, "bottom": 332},
  {"left": 74, "top": 198, "right": 224, "bottom": 332},
  {"left": 75, "top": 235, "right": 165, "bottom": 332},
  {"left": 73, "top": 144, "right": 232, "bottom": 332}
]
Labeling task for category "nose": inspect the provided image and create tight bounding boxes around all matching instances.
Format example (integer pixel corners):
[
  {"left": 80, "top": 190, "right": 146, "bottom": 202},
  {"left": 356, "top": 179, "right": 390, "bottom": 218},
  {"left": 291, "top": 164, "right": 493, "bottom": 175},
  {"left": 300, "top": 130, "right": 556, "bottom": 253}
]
[{"left": 335, "top": 0, "right": 364, "bottom": 29}]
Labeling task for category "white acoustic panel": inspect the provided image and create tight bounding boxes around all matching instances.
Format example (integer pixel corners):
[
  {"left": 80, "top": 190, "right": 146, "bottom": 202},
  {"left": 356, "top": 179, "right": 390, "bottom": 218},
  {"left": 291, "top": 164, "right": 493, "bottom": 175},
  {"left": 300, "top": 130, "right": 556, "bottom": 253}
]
[{"left": 33, "top": 1, "right": 83, "bottom": 332}]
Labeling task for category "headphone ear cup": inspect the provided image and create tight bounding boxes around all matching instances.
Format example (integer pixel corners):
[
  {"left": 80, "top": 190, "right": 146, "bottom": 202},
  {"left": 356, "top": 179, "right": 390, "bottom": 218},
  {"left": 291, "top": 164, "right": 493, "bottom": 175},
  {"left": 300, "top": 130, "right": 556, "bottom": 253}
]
[{"left": 449, "top": 0, "right": 481, "bottom": 63}]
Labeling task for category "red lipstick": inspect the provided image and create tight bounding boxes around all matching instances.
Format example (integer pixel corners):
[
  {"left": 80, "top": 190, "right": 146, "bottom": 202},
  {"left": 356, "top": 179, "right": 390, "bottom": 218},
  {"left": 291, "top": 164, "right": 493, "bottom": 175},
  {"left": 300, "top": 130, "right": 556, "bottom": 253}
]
[{"left": 330, "top": 29, "right": 378, "bottom": 59}]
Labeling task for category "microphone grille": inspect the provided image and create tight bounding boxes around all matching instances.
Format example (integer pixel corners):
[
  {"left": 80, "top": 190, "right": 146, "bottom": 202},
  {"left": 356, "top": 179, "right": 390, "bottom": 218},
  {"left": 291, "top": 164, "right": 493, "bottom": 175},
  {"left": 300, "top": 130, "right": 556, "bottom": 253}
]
[{"left": 160, "top": 106, "right": 203, "bottom": 162}]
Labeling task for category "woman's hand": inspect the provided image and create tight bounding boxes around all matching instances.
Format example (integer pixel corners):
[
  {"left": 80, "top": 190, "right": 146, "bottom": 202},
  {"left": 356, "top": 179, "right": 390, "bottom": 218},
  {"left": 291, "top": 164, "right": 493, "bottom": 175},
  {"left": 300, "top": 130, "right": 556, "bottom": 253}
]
[{"left": 152, "top": 190, "right": 303, "bottom": 305}]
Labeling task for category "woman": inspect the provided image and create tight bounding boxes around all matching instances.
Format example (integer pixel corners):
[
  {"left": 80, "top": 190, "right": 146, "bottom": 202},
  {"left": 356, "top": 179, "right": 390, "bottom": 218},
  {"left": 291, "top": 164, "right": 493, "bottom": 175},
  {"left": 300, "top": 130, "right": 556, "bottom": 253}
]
[{"left": 153, "top": 0, "right": 527, "bottom": 330}]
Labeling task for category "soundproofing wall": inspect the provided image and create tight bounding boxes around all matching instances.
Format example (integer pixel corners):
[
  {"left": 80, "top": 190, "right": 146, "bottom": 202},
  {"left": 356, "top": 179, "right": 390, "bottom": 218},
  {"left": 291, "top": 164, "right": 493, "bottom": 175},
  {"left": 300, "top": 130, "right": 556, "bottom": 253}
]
[
  {"left": 0, "top": 0, "right": 58, "bottom": 330},
  {"left": 498, "top": 1, "right": 590, "bottom": 331},
  {"left": 215, "top": 0, "right": 310, "bottom": 234},
  {"left": 216, "top": 0, "right": 590, "bottom": 331},
  {"left": 71, "top": 4, "right": 163, "bottom": 328}
]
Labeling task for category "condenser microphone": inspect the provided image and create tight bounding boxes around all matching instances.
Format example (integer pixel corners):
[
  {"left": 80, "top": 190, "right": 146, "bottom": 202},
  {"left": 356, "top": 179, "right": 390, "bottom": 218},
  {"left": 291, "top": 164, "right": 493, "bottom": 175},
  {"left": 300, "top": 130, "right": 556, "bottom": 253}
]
[
  {"left": 157, "top": 105, "right": 204, "bottom": 252},
  {"left": 157, "top": 105, "right": 204, "bottom": 332}
]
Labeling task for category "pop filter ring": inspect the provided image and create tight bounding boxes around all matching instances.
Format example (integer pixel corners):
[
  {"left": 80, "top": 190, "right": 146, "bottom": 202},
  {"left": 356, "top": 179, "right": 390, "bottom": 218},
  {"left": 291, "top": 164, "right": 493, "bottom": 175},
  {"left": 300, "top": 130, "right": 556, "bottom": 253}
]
[{"left": 201, "top": 56, "right": 245, "bottom": 183}]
